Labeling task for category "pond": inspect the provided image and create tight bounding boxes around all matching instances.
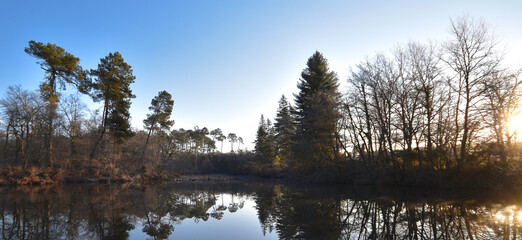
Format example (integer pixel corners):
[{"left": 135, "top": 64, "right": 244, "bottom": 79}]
[{"left": 0, "top": 180, "right": 521, "bottom": 239}]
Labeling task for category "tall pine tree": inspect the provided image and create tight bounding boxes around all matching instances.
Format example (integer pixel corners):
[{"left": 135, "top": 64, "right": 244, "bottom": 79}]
[
  {"left": 274, "top": 95, "right": 296, "bottom": 166},
  {"left": 87, "top": 52, "right": 136, "bottom": 159},
  {"left": 25, "top": 41, "right": 85, "bottom": 168},
  {"left": 142, "top": 90, "right": 174, "bottom": 158},
  {"left": 293, "top": 51, "right": 340, "bottom": 168}
]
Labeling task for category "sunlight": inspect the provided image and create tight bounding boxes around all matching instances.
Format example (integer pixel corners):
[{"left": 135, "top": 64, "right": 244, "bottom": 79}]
[
  {"left": 508, "top": 112, "right": 522, "bottom": 139},
  {"left": 493, "top": 205, "right": 517, "bottom": 224}
]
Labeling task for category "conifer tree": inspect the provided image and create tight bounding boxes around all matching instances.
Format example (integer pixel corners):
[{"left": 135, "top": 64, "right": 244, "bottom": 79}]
[
  {"left": 274, "top": 95, "right": 296, "bottom": 165},
  {"left": 142, "top": 90, "right": 174, "bottom": 157},
  {"left": 210, "top": 128, "right": 226, "bottom": 152},
  {"left": 227, "top": 133, "right": 238, "bottom": 152},
  {"left": 255, "top": 115, "right": 276, "bottom": 165},
  {"left": 87, "top": 52, "right": 136, "bottom": 159},
  {"left": 293, "top": 51, "right": 340, "bottom": 168},
  {"left": 25, "top": 41, "right": 85, "bottom": 168}
]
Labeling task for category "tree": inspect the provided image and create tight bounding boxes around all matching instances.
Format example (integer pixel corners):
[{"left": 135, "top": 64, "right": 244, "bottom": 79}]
[
  {"left": 86, "top": 52, "right": 136, "bottom": 160},
  {"left": 142, "top": 90, "right": 174, "bottom": 158},
  {"left": 402, "top": 42, "right": 443, "bottom": 164},
  {"left": 254, "top": 115, "right": 276, "bottom": 165},
  {"left": 0, "top": 86, "right": 44, "bottom": 168},
  {"left": 481, "top": 71, "right": 521, "bottom": 165},
  {"left": 293, "top": 51, "right": 341, "bottom": 168},
  {"left": 199, "top": 127, "right": 209, "bottom": 153},
  {"left": 188, "top": 126, "right": 210, "bottom": 170},
  {"left": 210, "top": 128, "right": 226, "bottom": 152},
  {"left": 237, "top": 137, "right": 244, "bottom": 151},
  {"left": 227, "top": 133, "right": 238, "bottom": 152},
  {"left": 58, "top": 93, "right": 87, "bottom": 169},
  {"left": 25, "top": 41, "right": 85, "bottom": 168},
  {"left": 443, "top": 16, "right": 501, "bottom": 167},
  {"left": 274, "top": 95, "right": 296, "bottom": 165}
]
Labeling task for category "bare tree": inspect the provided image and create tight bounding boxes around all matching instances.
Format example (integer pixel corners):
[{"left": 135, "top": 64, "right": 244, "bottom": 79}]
[
  {"left": 58, "top": 94, "right": 87, "bottom": 170},
  {"left": 0, "top": 86, "right": 44, "bottom": 168},
  {"left": 443, "top": 16, "right": 501, "bottom": 167},
  {"left": 480, "top": 70, "right": 521, "bottom": 164}
]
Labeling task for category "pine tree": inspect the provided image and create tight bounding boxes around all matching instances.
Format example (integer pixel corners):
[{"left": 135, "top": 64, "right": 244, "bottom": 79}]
[
  {"left": 227, "top": 133, "right": 238, "bottom": 152},
  {"left": 142, "top": 90, "right": 174, "bottom": 157},
  {"left": 293, "top": 51, "right": 340, "bottom": 168},
  {"left": 87, "top": 52, "right": 136, "bottom": 159},
  {"left": 25, "top": 41, "right": 85, "bottom": 168},
  {"left": 274, "top": 95, "right": 296, "bottom": 166},
  {"left": 255, "top": 115, "right": 276, "bottom": 166},
  {"left": 210, "top": 128, "right": 226, "bottom": 152}
]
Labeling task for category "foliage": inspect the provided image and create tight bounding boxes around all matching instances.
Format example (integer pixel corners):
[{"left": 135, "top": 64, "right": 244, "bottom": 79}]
[
  {"left": 254, "top": 115, "right": 276, "bottom": 166},
  {"left": 2, "top": 17, "right": 522, "bottom": 188},
  {"left": 24, "top": 40, "right": 85, "bottom": 168},
  {"left": 143, "top": 90, "right": 175, "bottom": 134},
  {"left": 293, "top": 51, "right": 341, "bottom": 168},
  {"left": 273, "top": 95, "right": 296, "bottom": 166}
]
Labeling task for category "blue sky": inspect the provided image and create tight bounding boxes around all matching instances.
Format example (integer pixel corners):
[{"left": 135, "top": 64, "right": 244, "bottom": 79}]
[{"left": 1, "top": 0, "right": 521, "bottom": 151}]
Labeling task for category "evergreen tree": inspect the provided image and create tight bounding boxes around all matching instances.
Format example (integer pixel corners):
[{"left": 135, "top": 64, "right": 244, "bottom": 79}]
[
  {"left": 25, "top": 41, "right": 85, "bottom": 168},
  {"left": 142, "top": 90, "right": 175, "bottom": 157},
  {"left": 87, "top": 52, "right": 136, "bottom": 159},
  {"left": 255, "top": 115, "right": 276, "bottom": 166},
  {"left": 227, "top": 133, "right": 238, "bottom": 152},
  {"left": 274, "top": 95, "right": 296, "bottom": 166},
  {"left": 293, "top": 51, "right": 340, "bottom": 168},
  {"left": 210, "top": 128, "right": 226, "bottom": 152}
]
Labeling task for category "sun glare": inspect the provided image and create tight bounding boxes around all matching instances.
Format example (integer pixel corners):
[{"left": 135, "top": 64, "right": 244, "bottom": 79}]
[{"left": 508, "top": 112, "right": 522, "bottom": 138}]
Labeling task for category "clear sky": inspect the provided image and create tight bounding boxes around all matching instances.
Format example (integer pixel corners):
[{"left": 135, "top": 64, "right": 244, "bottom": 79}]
[{"left": 1, "top": 0, "right": 521, "bottom": 151}]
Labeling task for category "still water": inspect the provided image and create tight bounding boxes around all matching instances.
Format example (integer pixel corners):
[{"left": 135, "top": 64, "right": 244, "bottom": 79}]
[{"left": 1, "top": 181, "right": 521, "bottom": 239}]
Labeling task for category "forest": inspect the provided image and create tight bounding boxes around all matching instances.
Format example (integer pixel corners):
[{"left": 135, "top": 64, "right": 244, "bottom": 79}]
[{"left": 1, "top": 16, "right": 522, "bottom": 189}]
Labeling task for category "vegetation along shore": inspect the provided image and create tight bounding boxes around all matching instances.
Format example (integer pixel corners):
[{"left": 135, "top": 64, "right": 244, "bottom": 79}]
[{"left": 2, "top": 16, "right": 522, "bottom": 191}]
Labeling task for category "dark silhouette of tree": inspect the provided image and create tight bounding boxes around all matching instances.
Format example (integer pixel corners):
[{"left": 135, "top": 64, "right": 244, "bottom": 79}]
[
  {"left": 237, "top": 137, "right": 244, "bottom": 151},
  {"left": 293, "top": 51, "right": 341, "bottom": 168},
  {"left": 443, "top": 16, "right": 500, "bottom": 167},
  {"left": 227, "top": 133, "right": 238, "bottom": 152},
  {"left": 24, "top": 41, "right": 85, "bottom": 168}
]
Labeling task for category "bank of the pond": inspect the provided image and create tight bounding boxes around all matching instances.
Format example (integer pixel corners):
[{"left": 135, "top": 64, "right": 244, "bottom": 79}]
[
  {"left": 0, "top": 166, "right": 275, "bottom": 187},
  {"left": 0, "top": 166, "right": 179, "bottom": 186},
  {"left": 2, "top": 163, "right": 521, "bottom": 195}
]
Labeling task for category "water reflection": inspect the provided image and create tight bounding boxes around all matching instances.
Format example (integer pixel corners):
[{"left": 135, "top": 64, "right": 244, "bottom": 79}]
[
  {"left": 0, "top": 183, "right": 521, "bottom": 239},
  {"left": 253, "top": 186, "right": 522, "bottom": 239}
]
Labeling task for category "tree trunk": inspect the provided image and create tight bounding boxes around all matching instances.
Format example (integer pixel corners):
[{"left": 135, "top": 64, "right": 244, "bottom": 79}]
[
  {"left": 90, "top": 99, "right": 109, "bottom": 162},
  {"left": 460, "top": 75, "right": 471, "bottom": 168},
  {"left": 4, "top": 121, "right": 10, "bottom": 165},
  {"left": 140, "top": 124, "right": 155, "bottom": 166},
  {"left": 45, "top": 73, "right": 57, "bottom": 170}
]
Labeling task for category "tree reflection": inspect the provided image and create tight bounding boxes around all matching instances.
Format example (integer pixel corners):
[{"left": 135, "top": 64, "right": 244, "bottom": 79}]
[
  {"left": 1, "top": 184, "right": 522, "bottom": 239},
  {"left": 0, "top": 185, "right": 247, "bottom": 240},
  {"left": 254, "top": 185, "right": 522, "bottom": 240}
]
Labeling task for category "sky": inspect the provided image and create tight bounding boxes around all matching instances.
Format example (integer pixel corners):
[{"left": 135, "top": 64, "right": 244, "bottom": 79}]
[{"left": 1, "top": 0, "right": 521, "bottom": 151}]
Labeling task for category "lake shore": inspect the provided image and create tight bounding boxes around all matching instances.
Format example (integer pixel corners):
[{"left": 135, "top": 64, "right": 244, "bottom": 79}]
[{"left": 1, "top": 165, "right": 520, "bottom": 196}]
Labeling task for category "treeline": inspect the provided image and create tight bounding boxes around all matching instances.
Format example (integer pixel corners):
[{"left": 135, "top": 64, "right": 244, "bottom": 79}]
[
  {"left": 0, "top": 42, "right": 246, "bottom": 183},
  {"left": 254, "top": 16, "right": 522, "bottom": 186},
  {"left": 3, "top": 16, "right": 522, "bottom": 187}
]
